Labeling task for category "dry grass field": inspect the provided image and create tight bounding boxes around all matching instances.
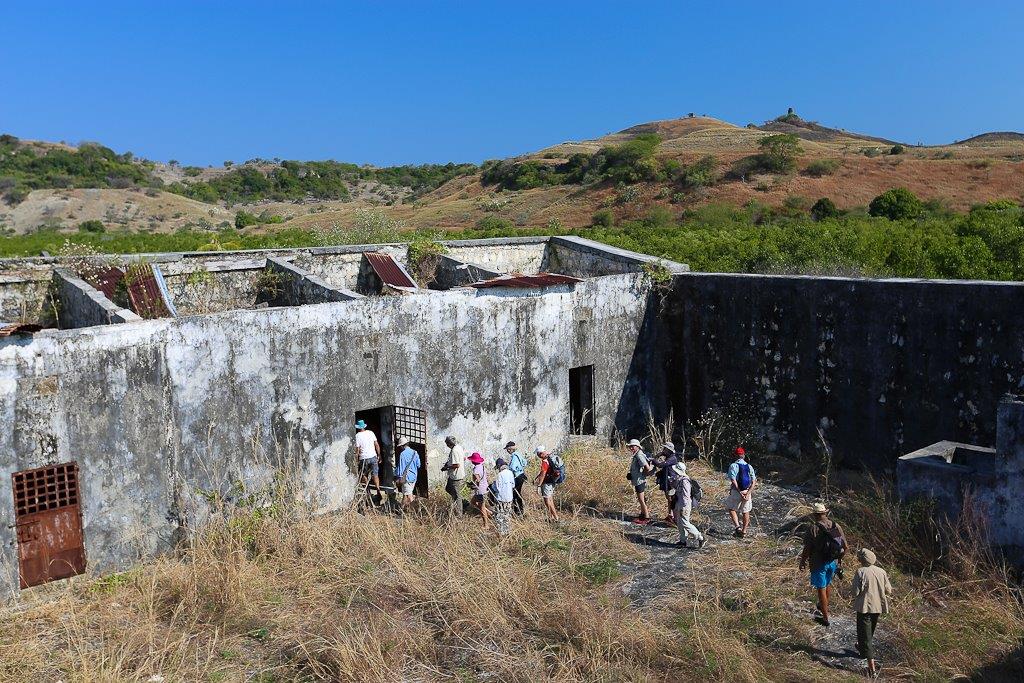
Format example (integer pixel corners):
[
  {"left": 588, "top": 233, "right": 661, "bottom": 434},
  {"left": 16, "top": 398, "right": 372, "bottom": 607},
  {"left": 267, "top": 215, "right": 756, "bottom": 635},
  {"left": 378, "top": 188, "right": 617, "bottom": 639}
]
[{"left": 0, "top": 444, "right": 1021, "bottom": 682}]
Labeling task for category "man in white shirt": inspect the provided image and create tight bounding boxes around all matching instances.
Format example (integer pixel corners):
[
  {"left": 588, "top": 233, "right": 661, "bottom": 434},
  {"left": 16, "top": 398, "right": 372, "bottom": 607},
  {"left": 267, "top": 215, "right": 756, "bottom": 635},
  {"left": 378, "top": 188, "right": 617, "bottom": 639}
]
[
  {"left": 493, "top": 457, "right": 515, "bottom": 536},
  {"left": 627, "top": 438, "right": 654, "bottom": 524},
  {"left": 442, "top": 435, "right": 466, "bottom": 515},
  {"left": 354, "top": 419, "right": 381, "bottom": 498}
]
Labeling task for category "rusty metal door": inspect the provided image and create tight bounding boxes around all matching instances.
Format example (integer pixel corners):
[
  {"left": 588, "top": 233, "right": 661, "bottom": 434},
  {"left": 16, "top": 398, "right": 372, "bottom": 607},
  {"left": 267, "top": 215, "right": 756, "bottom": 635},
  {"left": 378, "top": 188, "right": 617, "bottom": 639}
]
[
  {"left": 392, "top": 406, "right": 428, "bottom": 498},
  {"left": 13, "top": 462, "right": 86, "bottom": 589}
]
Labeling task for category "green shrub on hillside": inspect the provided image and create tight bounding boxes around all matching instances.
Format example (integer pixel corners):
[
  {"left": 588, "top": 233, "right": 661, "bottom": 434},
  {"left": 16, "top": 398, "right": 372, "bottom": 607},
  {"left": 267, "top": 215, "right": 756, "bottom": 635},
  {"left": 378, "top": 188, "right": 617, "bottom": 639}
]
[
  {"left": 869, "top": 188, "right": 923, "bottom": 220},
  {"left": 679, "top": 155, "right": 718, "bottom": 189},
  {"left": 78, "top": 220, "right": 106, "bottom": 233},
  {"left": 810, "top": 197, "right": 841, "bottom": 221},
  {"left": 890, "top": 144, "right": 906, "bottom": 155},
  {"left": 592, "top": 210, "right": 614, "bottom": 228},
  {"left": 804, "top": 159, "right": 841, "bottom": 177},
  {"left": 235, "top": 211, "right": 258, "bottom": 228}
]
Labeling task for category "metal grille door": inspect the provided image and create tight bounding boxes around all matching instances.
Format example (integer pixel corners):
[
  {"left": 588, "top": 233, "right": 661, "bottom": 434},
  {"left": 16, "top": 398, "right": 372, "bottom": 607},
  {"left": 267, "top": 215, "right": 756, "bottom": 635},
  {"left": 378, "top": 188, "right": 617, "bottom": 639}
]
[{"left": 13, "top": 462, "right": 87, "bottom": 588}]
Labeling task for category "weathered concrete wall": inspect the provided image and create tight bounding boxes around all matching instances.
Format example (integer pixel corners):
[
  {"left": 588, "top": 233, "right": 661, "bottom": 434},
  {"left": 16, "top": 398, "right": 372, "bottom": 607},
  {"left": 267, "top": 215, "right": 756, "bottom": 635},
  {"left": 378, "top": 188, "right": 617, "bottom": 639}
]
[
  {"left": 265, "top": 257, "right": 362, "bottom": 304},
  {"left": 162, "top": 268, "right": 264, "bottom": 315},
  {"left": 53, "top": 268, "right": 141, "bottom": 328},
  {"left": 0, "top": 270, "right": 655, "bottom": 586},
  {"left": 443, "top": 238, "right": 547, "bottom": 275},
  {"left": 990, "top": 398, "right": 1024, "bottom": 556},
  {"left": 432, "top": 255, "right": 502, "bottom": 289},
  {"left": 545, "top": 236, "right": 690, "bottom": 278},
  {"left": 668, "top": 273, "right": 1024, "bottom": 469}
]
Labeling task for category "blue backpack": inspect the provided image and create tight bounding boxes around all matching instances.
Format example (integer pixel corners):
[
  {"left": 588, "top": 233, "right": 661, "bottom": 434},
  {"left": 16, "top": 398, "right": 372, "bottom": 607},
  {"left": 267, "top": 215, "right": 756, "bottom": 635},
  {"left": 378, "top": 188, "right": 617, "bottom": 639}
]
[{"left": 736, "top": 462, "right": 752, "bottom": 490}]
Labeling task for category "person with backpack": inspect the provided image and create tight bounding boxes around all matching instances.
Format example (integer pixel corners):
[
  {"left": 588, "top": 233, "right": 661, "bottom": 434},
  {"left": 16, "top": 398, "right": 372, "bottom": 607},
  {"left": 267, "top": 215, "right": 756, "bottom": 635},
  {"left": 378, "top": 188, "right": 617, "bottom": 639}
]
[
  {"left": 394, "top": 436, "right": 420, "bottom": 512},
  {"left": 442, "top": 436, "right": 467, "bottom": 516},
  {"left": 852, "top": 547, "right": 893, "bottom": 677},
  {"left": 626, "top": 439, "right": 654, "bottom": 525},
  {"left": 467, "top": 452, "right": 492, "bottom": 529},
  {"left": 504, "top": 441, "right": 528, "bottom": 516},
  {"left": 670, "top": 461, "right": 706, "bottom": 549},
  {"left": 652, "top": 442, "right": 680, "bottom": 524},
  {"left": 799, "top": 501, "right": 847, "bottom": 627},
  {"left": 532, "top": 446, "right": 561, "bottom": 522},
  {"left": 725, "top": 446, "right": 756, "bottom": 538}
]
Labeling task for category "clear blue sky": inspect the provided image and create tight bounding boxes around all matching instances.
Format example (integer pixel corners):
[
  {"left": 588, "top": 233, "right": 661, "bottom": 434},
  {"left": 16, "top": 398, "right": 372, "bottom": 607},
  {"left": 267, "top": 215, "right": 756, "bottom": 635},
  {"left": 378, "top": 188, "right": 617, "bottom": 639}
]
[{"left": 2, "top": 1, "right": 1021, "bottom": 166}]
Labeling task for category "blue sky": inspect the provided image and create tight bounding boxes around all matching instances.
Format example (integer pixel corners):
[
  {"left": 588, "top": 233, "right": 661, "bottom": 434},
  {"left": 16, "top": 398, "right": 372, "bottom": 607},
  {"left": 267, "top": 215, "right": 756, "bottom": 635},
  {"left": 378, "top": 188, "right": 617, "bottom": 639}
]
[{"left": 2, "top": 1, "right": 1021, "bottom": 166}]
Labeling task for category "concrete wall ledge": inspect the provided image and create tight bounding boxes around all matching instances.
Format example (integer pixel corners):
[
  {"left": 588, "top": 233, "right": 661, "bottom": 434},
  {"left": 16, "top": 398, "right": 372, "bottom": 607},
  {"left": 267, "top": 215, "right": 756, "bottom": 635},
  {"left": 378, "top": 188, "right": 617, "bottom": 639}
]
[
  {"left": 52, "top": 268, "right": 142, "bottom": 329},
  {"left": 265, "top": 257, "right": 363, "bottom": 304},
  {"left": 551, "top": 236, "right": 689, "bottom": 274}
]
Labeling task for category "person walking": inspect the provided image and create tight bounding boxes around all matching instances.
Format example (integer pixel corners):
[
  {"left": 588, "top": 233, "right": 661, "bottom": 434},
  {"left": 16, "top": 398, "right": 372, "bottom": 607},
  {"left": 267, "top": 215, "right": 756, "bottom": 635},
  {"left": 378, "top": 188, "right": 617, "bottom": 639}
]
[
  {"left": 671, "top": 461, "right": 706, "bottom": 549},
  {"left": 626, "top": 439, "right": 653, "bottom": 524},
  {"left": 852, "top": 548, "right": 893, "bottom": 677},
  {"left": 725, "top": 446, "right": 755, "bottom": 537},
  {"left": 799, "top": 502, "right": 847, "bottom": 627},
  {"left": 394, "top": 436, "right": 420, "bottom": 512},
  {"left": 504, "top": 441, "right": 528, "bottom": 516},
  {"left": 493, "top": 457, "right": 515, "bottom": 536},
  {"left": 354, "top": 419, "right": 382, "bottom": 499},
  {"left": 652, "top": 442, "right": 680, "bottom": 524},
  {"left": 468, "top": 452, "right": 492, "bottom": 528},
  {"left": 532, "top": 446, "right": 560, "bottom": 522},
  {"left": 442, "top": 436, "right": 466, "bottom": 516}
]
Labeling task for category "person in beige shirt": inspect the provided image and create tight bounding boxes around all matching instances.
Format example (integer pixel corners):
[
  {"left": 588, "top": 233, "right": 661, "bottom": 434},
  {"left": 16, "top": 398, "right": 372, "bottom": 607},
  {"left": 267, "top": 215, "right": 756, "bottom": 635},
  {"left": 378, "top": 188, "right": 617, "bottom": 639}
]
[{"left": 852, "top": 548, "right": 893, "bottom": 677}]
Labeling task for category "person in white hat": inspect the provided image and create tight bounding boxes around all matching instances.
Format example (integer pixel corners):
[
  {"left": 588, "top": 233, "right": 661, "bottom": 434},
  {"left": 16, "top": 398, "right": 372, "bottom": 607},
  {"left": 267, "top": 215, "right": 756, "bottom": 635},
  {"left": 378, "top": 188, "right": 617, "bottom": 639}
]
[
  {"left": 652, "top": 442, "right": 680, "bottom": 524},
  {"left": 626, "top": 438, "right": 653, "bottom": 524},
  {"left": 799, "top": 501, "right": 847, "bottom": 627},
  {"left": 532, "top": 446, "right": 560, "bottom": 522},
  {"left": 394, "top": 436, "right": 420, "bottom": 511},
  {"left": 670, "top": 460, "right": 706, "bottom": 549}
]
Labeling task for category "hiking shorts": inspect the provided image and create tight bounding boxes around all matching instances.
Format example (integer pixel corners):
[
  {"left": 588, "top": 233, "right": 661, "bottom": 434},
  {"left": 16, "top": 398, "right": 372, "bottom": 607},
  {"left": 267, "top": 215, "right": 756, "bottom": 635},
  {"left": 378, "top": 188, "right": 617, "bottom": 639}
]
[
  {"left": 541, "top": 483, "right": 555, "bottom": 498},
  {"left": 359, "top": 457, "right": 379, "bottom": 478},
  {"left": 726, "top": 489, "right": 752, "bottom": 513},
  {"left": 400, "top": 481, "right": 415, "bottom": 496},
  {"left": 633, "top": 481, "right": 647, "bottom": 494},
  {"left": 810, "top": 560, "right": 838, "bottom": 589}
]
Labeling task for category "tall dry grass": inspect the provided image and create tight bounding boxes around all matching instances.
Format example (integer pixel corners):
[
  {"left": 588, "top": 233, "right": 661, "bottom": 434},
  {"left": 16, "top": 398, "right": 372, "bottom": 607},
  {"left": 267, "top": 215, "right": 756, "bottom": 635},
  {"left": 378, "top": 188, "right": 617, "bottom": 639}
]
[{"left": 0, "top": 445, "right": 1022, "bottom": 681}]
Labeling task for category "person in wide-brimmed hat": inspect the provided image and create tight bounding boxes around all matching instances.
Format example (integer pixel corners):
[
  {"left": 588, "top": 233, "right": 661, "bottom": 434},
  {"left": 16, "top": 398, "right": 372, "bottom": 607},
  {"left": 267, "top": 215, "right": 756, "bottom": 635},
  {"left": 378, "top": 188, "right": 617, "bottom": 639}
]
[
  {"left": 626, "top": 439, "right": 654, "bottom": 524},
  {"left": 467, "top": 452, "right": 491, "bottom": 528},
  {"left": 493, "top": 457, "right": 515, "bottom": 536},
  {"left": 504, "top": 440, "right": 528, "bottom": 516},
  {"left": 852, "top": 548, "right": 893, "bottom": 677},
  {"left": 799, "top": 501, "right": 847, "bottom": 627},
  {"left": 354, "top": 419, "right": 382, "bottom": 499},
  {"left": 652, "top": 442, "right": 680, "bottom": 524}
]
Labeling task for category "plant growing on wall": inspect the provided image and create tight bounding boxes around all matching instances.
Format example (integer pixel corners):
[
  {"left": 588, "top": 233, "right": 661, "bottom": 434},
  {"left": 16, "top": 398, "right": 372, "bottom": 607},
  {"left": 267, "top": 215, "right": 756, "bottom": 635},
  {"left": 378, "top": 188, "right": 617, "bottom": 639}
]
[
  {"left": 407, "top": 238, "right": 448, "bottom": 286},
  {"left": 253, "top": 267, "right": 287, "bottom": 301}
]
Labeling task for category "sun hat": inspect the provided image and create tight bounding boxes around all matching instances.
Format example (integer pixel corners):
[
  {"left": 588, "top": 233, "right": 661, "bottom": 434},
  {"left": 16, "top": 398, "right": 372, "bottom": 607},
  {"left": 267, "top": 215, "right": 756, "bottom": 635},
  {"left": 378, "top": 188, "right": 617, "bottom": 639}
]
[
  {"left": 661, "top": 442, "right": 675, "bottom": 453},
  {"left": 445, "top": 435, "right": 457, "bottom": 444},
  {"left": 468, "top": 452, "right": 484, "bottom": 464},
  {"left": 735, "top": 446, "right": 746, "bottom": 457},
  {"left": 626, "top": 439, "right": 642, "bottom": 448},
  {"left": 811, "top": 502, "right": 829, "bottom": 514},
  {"left": 505, "top": 441, "right": 516, "bottom": 449},
  {"left": 535, "top": 445, "right": 546, "bottom": 454},
  {"left": 355, "top": 419, "right": 367, "bottom": 429},
  {"left": 857, "top": 548, "right": 877, "bottom": 566},
  {"left": 495, "top": 458, "right": 507, "bottom": 468},
  {"left": 397, "top": 436, "right": 409, "bottom": 447}
]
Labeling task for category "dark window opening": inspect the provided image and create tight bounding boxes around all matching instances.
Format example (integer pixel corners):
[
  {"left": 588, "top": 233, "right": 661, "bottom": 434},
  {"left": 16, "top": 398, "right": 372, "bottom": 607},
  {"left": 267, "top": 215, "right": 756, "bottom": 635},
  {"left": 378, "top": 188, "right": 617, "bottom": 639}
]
[{"left": 569, "top": 365, "right": 596, "bottom": 435}]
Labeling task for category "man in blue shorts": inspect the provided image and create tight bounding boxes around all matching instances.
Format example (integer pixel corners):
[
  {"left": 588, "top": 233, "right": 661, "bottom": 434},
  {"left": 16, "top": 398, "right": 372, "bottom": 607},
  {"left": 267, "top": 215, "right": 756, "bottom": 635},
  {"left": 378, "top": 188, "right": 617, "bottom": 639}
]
[{"left": 799, "top": 502, "right": 847, "bottom": 627}]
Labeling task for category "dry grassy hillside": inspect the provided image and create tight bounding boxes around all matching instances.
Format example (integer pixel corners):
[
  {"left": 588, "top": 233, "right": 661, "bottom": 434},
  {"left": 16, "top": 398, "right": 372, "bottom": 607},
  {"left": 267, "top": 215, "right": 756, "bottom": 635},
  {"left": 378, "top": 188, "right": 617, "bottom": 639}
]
[{"left": 4, "top": 114, "right": 1024, "bottom": 236}]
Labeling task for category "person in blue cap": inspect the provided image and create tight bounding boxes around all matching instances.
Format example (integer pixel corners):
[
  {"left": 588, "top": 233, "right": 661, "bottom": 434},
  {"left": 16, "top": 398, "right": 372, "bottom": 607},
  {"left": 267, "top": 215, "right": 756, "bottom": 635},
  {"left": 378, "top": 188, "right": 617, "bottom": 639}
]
[{"left": 354, "top": 419, "right": 381, "bottom": 498}]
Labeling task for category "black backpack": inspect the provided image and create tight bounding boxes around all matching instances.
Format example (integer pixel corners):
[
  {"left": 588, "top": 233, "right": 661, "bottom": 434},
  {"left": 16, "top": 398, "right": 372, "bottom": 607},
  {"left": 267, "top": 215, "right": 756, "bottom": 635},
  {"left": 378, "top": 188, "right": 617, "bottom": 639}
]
[{"left": 818, "top": 522, "right": 846, "bottom": 562}]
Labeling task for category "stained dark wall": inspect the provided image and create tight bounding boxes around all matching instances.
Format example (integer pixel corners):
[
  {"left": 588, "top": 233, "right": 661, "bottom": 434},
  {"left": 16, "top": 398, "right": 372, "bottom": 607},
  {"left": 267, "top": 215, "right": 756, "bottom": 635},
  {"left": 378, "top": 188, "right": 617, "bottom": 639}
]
[{"left": 667, "top": 274, "right": 1024, "bottom": 469}]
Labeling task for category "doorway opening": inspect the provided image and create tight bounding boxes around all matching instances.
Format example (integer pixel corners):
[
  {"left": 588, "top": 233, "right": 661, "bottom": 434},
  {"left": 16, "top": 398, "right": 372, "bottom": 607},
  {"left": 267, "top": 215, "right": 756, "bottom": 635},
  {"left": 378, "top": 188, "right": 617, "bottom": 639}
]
[
  {"left": 569, "top": 365, "right": 596, "bottom": 435},
  {"left": 353, "top": 405, "right": 429, "bottom": 499}
]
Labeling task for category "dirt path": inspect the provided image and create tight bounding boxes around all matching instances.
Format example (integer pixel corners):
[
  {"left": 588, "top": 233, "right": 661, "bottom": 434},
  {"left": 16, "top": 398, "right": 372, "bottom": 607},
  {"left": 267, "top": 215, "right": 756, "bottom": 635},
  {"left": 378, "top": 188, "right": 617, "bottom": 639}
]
[{"left": 606, "top": 475, "right": 900, "bottom": 678}]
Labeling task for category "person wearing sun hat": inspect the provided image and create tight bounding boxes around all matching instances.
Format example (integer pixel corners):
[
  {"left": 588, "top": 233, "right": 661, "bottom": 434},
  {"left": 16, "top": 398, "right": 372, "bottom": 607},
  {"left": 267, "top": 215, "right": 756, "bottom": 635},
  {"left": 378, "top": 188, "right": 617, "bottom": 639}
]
[
  {"left": 626, "top": 438, "right": 654, "bottom": 524},
  {"left": 493, "top": 457, "right": 515, "bottom": 536},
  {"left": 354, "top": 419, "right": 381, "bottom": 499},
  {"left": 799, "top": 501, "right": 847, "bottom": 627},
  {"left": 504, "top": 440, "right": 528, "bottom": 516},
  {"left": 852, "top": 548, "right": 893, "bottom": 677},
  {"left": 467, "top": 452, "right": 492, "bottom": 528}
]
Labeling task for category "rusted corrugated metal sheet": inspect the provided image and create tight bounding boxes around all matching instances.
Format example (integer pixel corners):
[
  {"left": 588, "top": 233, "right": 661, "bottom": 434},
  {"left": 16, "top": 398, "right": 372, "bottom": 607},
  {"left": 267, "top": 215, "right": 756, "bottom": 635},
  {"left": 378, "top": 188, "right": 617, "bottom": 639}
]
[
  {"left": 470, "top": 272, "right": 583, "bottom": 289},
  {"left": 0, "top": 321, "right": 43, "bottom": 337},
  {"left": 364, "top": 252, "right": 417, "bottom": 289},
  {"left": 90, "top": 267, "right": 124, "bottom": 301},
  {"left": 125, "top": 264, "right": 173, "bottom": 319}
]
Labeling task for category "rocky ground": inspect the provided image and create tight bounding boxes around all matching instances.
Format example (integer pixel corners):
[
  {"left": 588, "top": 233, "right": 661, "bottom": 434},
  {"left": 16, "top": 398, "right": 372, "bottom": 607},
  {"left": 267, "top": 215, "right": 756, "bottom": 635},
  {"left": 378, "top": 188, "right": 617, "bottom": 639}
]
[{"left": 607, "top": 471, "right": 899, "bottom": 678}]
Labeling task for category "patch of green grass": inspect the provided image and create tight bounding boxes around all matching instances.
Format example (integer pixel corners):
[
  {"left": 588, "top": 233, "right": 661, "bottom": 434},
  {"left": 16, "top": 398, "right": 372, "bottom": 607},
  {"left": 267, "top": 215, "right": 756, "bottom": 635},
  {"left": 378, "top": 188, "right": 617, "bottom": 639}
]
[{"left": 576, "top": 557, "right": 621, "bottom": 585}]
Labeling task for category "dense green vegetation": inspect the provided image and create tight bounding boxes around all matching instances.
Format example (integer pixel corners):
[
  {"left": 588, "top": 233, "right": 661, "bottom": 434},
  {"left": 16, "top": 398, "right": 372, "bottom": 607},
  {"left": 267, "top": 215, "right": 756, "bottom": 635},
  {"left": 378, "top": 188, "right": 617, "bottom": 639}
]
[
  {"left": 165, "top": 160, "right": 477, "bottom": 204},
  {"left": 0, "top": 134, "right": 476, "bottom": 206},
  {"left": 0, "top": 135, "right": 158, "bottom": 204},
  {"left": 3, "top": 197, "right": 1022, "bottom": 282}
]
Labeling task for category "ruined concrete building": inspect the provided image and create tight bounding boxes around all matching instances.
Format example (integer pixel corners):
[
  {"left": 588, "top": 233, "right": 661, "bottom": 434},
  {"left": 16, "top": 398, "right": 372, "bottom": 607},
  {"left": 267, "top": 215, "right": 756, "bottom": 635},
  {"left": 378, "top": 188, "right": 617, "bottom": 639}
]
[{"left": 2, "top": 235, "right": 1024, "bottom": 589}]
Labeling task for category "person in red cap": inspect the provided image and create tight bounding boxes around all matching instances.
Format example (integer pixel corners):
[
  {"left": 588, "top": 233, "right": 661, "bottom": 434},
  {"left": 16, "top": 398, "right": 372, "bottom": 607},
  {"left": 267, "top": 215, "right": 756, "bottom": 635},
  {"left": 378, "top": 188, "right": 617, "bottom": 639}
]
[
  {"left": 725, "top": 446, "right": 756, "bottom": 538},
  {"left": 467, "top": 452, "right": 492, "bottom": 528}
]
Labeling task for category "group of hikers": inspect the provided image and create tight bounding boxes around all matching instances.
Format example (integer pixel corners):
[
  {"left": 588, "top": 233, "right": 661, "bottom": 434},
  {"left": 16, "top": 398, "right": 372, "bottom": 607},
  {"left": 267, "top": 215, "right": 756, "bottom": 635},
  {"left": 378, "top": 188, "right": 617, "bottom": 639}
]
[{"left": 354, "top": 421, "right": 892, "bottom": 677}]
